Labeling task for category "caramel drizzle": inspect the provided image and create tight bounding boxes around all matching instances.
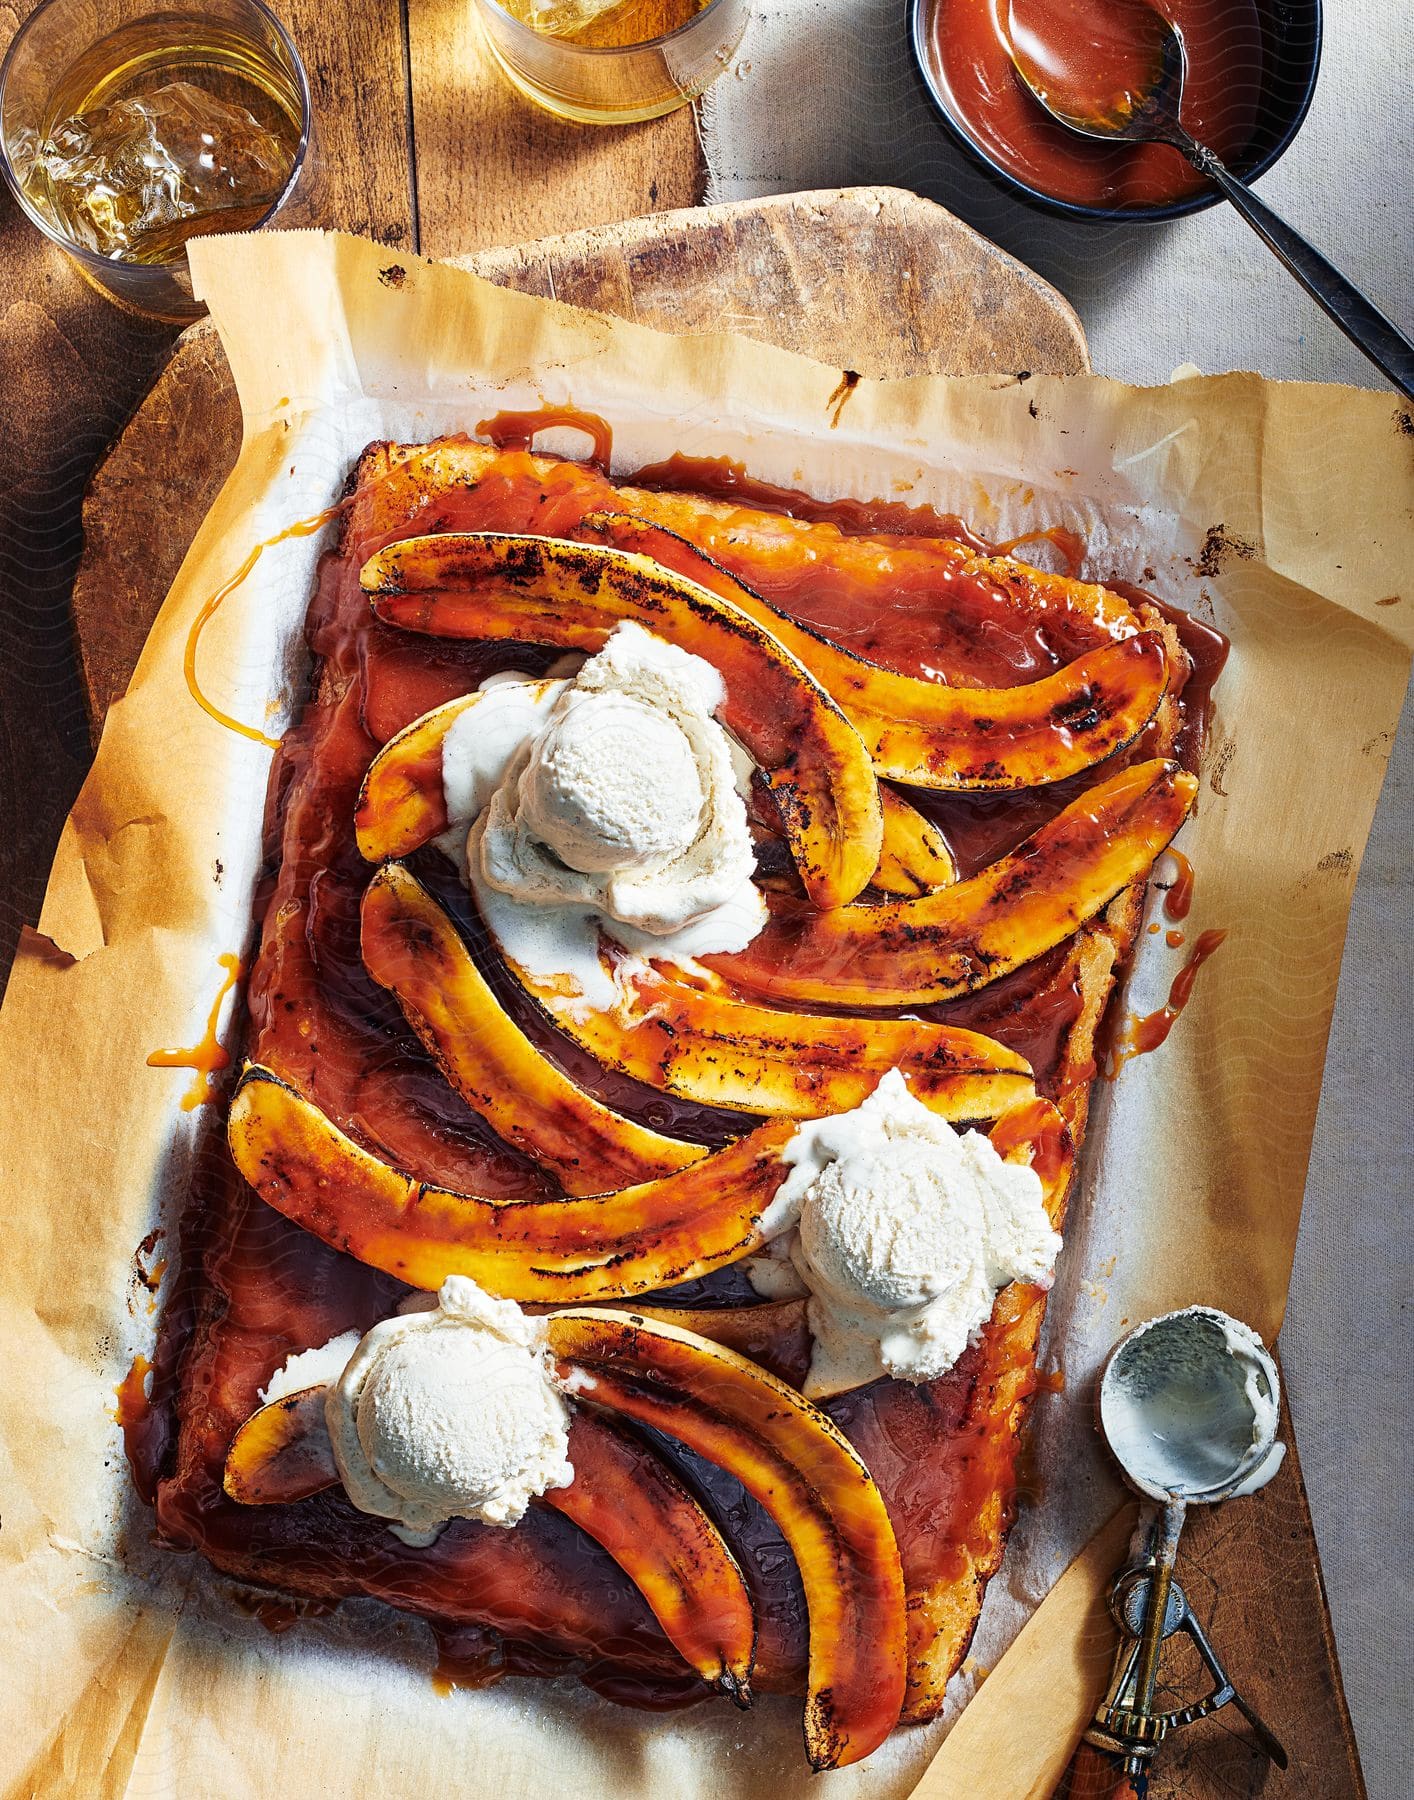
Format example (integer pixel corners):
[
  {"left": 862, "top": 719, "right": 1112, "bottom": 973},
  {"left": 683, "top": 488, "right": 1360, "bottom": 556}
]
[
  {"left": 990, "top": 525, "right": 1087, "bottom": 579},
  {"left": 185, "top": 503, "right": 345, "bottom": 748},
  {"left": 1106, "top": 927, "right": 1228, "bottom": 1076},
  {"left": 146, "top": 953, "right": 244, "bottom": 1109},
  {"left": 131, "top": 1228, "right": 168, "bottom": 1313},
  {"left": 825, "top": 371, "right": 860, "bottom": 429},
  {"left": 1163, "top": 847, "right": 1196, "bottom": 920},
  {"left": 477, "top": 406, "right": 614, "bottom": 467},
  {"left": 113, "top": 1353, "right": 152, "bottom": 1428}
]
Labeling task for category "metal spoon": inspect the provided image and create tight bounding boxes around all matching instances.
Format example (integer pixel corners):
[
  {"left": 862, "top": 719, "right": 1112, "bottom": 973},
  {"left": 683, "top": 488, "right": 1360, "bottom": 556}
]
[
  {"left": 1006, "top": 0, "right": 1414, "bottom": 399},
  {"left": 1058, "top": 1306, "right": 1288, "bottom": 1793}
]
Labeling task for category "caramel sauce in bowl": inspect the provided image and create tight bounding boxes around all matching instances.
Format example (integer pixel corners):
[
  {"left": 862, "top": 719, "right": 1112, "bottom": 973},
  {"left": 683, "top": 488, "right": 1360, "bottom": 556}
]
[{"left": 909, "top": 0, "right": 1321, "bottom": 220}]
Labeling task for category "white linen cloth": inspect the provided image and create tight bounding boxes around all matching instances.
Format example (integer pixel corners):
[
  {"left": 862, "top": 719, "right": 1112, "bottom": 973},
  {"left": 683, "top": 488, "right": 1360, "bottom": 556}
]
[{"left": 702, "top": 9, "right": 1413, "bottom": 1794}]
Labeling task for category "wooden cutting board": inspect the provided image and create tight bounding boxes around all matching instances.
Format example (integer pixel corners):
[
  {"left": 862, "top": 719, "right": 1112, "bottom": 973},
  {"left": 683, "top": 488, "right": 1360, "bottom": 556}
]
[
  {"left": 69, "top": 186, "right": 1363, "bottom": 1800},
  {"left": 71, "top": 187, "right": 1086, "bottom": 720}
]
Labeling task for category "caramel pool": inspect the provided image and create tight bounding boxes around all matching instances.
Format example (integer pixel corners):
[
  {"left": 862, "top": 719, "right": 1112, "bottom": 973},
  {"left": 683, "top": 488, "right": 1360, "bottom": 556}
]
[{"left": 925, "top": 0, "right": 1265, "bottom": 210}]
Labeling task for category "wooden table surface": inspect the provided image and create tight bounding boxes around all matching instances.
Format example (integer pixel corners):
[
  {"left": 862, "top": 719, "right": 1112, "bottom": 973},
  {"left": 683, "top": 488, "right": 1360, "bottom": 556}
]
[{"left": 0, "top": 6, "right": 1366, "bottom": 1798}]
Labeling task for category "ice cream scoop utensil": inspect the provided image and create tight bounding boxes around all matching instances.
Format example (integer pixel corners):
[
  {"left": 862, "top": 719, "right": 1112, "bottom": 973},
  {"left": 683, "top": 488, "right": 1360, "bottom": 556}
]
[
  {"left": 1006, "top": 0, "right": 1414, "bottom": 400},
  {"left": 1056, "top": 1306, "right": 1288, "bottom": 1794}
]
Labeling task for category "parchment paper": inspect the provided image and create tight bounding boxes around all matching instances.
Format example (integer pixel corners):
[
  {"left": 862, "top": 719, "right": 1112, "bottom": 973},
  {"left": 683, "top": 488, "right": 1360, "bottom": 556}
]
[{"left": 1, "top": 229, "right": 1410, "bottom": 1800}]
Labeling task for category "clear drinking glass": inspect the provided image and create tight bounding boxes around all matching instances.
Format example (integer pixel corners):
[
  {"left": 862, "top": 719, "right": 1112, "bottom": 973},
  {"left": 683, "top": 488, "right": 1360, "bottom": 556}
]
[
  {"left": 475, "top": 0, "right": 751, "bottom": 125},
  {"left": 0, "top": 0, "right": 310, "bottom": 320}
]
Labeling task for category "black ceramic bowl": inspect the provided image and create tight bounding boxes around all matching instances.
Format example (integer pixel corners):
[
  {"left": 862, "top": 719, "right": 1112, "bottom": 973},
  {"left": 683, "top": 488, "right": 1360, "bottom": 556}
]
[{"left": 908, "top": 0, "right": 1323, "bottom": 223}]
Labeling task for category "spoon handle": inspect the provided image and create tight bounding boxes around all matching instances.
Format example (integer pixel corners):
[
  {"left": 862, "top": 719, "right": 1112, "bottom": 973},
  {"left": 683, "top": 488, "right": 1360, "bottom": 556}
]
[
  {"left": 1130, "top": 1500, "right": 1185, "bottom": 1715},
  {"left": 1181, "top": 139, "right": 1414, "bottom": 400}
]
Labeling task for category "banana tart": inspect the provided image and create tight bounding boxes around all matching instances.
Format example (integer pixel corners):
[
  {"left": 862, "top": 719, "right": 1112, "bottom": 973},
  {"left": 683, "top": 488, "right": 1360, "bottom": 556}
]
[{"left": 139, "top": 435, "right": 1222, "bottom": 1770}]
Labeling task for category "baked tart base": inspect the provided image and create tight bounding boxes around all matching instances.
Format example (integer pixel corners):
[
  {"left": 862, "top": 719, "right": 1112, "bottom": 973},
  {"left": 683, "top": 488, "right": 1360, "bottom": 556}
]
[{"left": 141, "top": 435, "right": 1212, "bottom": 1737}]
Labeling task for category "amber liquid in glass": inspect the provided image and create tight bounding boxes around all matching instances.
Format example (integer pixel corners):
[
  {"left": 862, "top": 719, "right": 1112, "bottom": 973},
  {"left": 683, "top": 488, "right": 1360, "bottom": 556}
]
[
  {"left": 481, "top": 0, "right": 743, "bottom": 125},
  {"left": 501, "top": 0, "right": 712, "bottom": 47},
  {"left": 15, "top": 17, "right": 302, "bottom": 266}
]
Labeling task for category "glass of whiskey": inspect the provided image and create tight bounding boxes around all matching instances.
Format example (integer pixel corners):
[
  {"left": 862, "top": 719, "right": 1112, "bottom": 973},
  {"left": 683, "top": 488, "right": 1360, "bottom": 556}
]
[
  {"left": 475, "top": 0, "right": 751, "bottom": 125},
  {"left": 0, "top": 0, "right": 310, "bottom": 320}
]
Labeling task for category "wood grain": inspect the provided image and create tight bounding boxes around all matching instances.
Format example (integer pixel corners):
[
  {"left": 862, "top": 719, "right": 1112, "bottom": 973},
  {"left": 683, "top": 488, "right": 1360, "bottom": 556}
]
[
  {"left": 406, "top": 0, "right": 701, "bottom": 254},
  {"left": 278, "top": 2, "right": 416, "bottom": 247},
  {"left": 466, "top": 186, "right": 1090, "bottom": 376}
]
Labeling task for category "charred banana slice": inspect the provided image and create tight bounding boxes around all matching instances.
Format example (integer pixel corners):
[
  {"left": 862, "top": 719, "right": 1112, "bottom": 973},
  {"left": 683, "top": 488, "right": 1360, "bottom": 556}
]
[
  {"left": 224, "top": 1393, "right": 756, "bottom": 1700},
  {"left": 710, "top": 759, "right": 1198, "bottom": 1007},
  {"left": 360, "top": 861, "right": 702, "bottom": 1195},
  {"left": 578, "top": 511, "right": 1170, "bottom": 791},
  {"left": 360, "top": 532, "right": 883, "bottom": 910},
  {"left": 227, "top": 1065, "right": 793, "bottom": 1301}
]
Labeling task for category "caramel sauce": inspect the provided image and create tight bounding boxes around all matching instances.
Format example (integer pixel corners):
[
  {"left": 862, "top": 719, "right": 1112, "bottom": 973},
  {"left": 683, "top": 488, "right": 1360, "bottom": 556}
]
[
  {"left": 133, "top": 1228, "right": 166, "bottom": 1292},
  {"left": 1108, "top": 927, "right": 1228, "bottom": 1075},
  {"left": 1107, "top": 585, "right": 1230, "bottom": 774},
  {"left": 431, "top": 1620, "right": 509, "bottom": 1694},
  {"left": 1164, "top": 847, "right": 1196, "bottom": 920},
  {"left": 114, "top": 1353, "right": 151, "bottom": 1420},
  {"left": 988, "top": 1094, "right": 1071, "bottom": 1197},
  {"left": 228, "top": 1589, "right": 336, "bottom": 1633},
  {"left": 438, "top": 1618, "right": 713, "bottom": 1711},
  {"left": 185, "top": 504, "right": 345, "bottom": 749},
  {"left": 627, "top": 451, "right": 992, "bottom": 553},
  {"left": 579, "top": 1662, "right": 714, "bottom": 1712},
  {"left": 992, "top": 525, "right": 1086, "bottom": 579},
  {"left": 911, "top": 768, "right": 1097, "bottom": 881},
  {"left": 146, "top": 952, "right": 244, "bottom": 1109},
  {"left": 150, "top": 431, "right": 1224, "bottom": 1713},
  {"left": 926, "top": 0, "right": 1263, "bottom": 211},
  {"left": 478, "top": 406, "right": 614, "bottom": 467},
  {"left": 114, "top": 1353, "right": 157, "bottom": 1480},
  {"left": 932, "top": 944, "right": 1084, "bottom": 1097},
  {"left": 131, "top": 1229, "right": 169, "bottom": 1313}
]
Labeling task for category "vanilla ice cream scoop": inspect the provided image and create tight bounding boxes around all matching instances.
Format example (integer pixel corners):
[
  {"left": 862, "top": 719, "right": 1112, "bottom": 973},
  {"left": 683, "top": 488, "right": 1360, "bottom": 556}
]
[
  {"left": 769, "top": 1070, "right": 1063, "bottom": 1395},
  {"left": 520, "top": 690, "right": 705, "bottom": 874},
  {"left": 325, "top": 1277, "right": 573, "bottom": 1545},
  {"left": 479, "top": 621, "right": 760, "bottom": 937},
  {"left": 797, "top": 1136, "right": 994, "bottom": 1314}
]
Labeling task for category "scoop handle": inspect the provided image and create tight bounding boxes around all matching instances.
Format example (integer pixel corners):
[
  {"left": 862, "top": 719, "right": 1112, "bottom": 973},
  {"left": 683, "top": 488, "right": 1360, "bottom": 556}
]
[
  {"left": 1053, "top": 1741, "right": 1142, "bottom": 1797},
  {"left": 1178, "top": 135, "right": 1414, "bottom": 400}
]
